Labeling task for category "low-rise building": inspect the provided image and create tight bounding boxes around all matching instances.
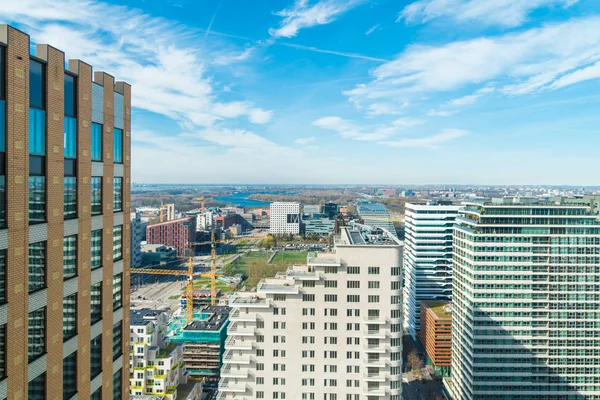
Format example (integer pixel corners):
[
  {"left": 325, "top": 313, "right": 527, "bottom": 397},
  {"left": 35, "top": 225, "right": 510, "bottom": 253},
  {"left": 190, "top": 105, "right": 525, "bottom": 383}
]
[
  {"left": 304, "top": 218, "right": 335, "bottom": 235},
  {"left": 141, "top": 244, "right": 178, "bottom": 266},
  {"left": 419, "top": 301, "right": 452, "bottom": 377}
]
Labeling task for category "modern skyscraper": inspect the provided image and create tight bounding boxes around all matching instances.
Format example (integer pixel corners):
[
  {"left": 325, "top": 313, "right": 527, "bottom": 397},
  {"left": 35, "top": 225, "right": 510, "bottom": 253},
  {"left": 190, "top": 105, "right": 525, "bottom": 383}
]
[
  {"left": 357, "top": 202, "right": 397, "bottom": 237},
  {"left": 449, "top": 198, "right": 600, "bottom": 400},
  {"left": 0, "top": 25, "right": 131, "bottom": 398},
  {"left": 269, "top": 202, "right": 300, "bottom": 235},
  {"left": 218, "top": 223, "right": 403, "bottom": 400},
  {"left": 403, "top": 203, "right": 460, "bottom": 339}
]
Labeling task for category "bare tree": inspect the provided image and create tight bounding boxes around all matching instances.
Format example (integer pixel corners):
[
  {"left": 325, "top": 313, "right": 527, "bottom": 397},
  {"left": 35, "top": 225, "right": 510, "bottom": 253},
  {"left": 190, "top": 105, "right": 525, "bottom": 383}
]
[{"left": 407, "top": 349, "right": 424, "bottom": 380}]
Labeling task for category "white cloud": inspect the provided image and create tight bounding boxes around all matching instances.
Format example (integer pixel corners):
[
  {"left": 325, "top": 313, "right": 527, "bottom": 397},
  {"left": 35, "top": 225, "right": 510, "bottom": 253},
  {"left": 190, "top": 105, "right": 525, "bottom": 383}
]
[
  {"left": 549, "top": 61, "right": 600, "bottom": 90},
  {"left": 399, "top": 0, "right": 579, "bottom": 27},
  {"left": 365, "top": 24, "right": 380, "bottom": 35},
  {"left": 269, "top": 0, "right": 365, "bottom": 38},
  {"left": 427, "top": 86, "right": 494, "bottom": 116},
  {"left": 380, "top": 129, "right": 468, "bottom": 148},
  {"left": 345, "top": 17, "right": 600, "bottom": 114},
  {"left": 212, "top": 46, "right": 256, "bottom": 66},
  {"left": 294, "top": 137, "right": 316, "bottom": 145},
  {"left": 313, "top": 116, "right": 424, "bottom": 141}
]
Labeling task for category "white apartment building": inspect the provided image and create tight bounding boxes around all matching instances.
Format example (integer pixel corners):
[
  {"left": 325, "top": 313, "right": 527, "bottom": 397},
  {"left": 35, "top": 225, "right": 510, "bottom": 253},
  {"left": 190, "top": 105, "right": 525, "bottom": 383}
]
[
  {"left": 403, "top": 203, "right": 460, "bottom": 340},
  {"left": 270, "top": 202, "right": 301, "bottom": 235},
  {"left": 218, "top": 223, "right": 403, "bottom": 400},
  {"left": 449, "top": 198, "right": 600, "bottom": 400},
  {"left": 131, "top": 211, "right": 144, "bottom": 269},
  {"left": 130, "top": 310, "right": 192, "bottom": 399}
]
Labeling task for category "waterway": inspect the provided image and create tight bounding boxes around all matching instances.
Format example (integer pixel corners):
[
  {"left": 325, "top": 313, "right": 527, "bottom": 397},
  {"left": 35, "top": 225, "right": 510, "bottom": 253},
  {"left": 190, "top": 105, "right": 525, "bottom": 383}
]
[{"left": 214, "top": 192, "right": 272, "bottom": 208}]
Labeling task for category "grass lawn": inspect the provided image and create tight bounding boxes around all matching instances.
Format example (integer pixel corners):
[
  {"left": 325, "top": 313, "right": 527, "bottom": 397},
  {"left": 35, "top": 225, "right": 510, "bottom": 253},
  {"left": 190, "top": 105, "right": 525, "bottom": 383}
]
[{"left": 225, "top": 251, "right": 309, "bottom": 289}]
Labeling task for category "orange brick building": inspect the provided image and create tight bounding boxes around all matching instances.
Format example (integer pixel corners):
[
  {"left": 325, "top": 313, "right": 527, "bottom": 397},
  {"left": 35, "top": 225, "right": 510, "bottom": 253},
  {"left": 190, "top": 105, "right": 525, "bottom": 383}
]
[{"left": 419, "top": 300, "right": 452, "bottom": 377}]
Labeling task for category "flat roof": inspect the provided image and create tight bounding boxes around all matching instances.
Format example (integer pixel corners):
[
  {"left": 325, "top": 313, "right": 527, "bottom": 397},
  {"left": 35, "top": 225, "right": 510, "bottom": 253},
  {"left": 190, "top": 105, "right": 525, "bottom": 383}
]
[
  {"left": 184, "top": 306, "right": 230, "bottom": 331},
  {"left": 423, "top": 300, "right": 451, "bottom": 319},
  {"left": 130, "top": 309, "right": 169, "bottom": 325}
]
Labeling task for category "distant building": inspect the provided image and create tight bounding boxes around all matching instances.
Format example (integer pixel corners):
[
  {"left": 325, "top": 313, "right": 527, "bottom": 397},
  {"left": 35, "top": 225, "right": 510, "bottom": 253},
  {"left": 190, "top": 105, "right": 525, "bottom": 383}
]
[
  {"left": 381, "top": 188, "right": 397, "bottom": 197},
  {"left": 215, "top": 214, "right": 237, "bottom": 230},
  {"left": 322, "top": 202, "right": 339, "bottom": 219},
  {"left": 196, "top": 211, "right": 213, "bottom": 231},
  {"left": 269, "top": 202, "right": 300, "bottom": 235},
  {"left": 303, "top": 204, "right": 321, "bottom": 219},
  {"left": 146, "top": 216, "right": 196, "bottom": 257},
  {"left": 131, "top": 211, "right": 144, "bottom": 269},
  {"left": 229, "top": 224, "right": 243, "bottom": 236},
  {"left": 304, "top": 218, "right": 334, "bottom": 235},
  {"left": 141, "top": 244, "right": 177, "bottom": 266},
  {"left": 419, "top": 301, "right": 452, "bottom": 377},
  {"left": 357, "top": 202, "right": 397, "bottom": 236}
]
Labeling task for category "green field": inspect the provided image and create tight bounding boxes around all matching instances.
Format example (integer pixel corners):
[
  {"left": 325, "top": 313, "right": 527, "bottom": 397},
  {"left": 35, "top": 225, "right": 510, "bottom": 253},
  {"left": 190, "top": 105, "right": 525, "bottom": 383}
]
[{"left": 225, "top": 251, "right": 308, "bottom": 289}]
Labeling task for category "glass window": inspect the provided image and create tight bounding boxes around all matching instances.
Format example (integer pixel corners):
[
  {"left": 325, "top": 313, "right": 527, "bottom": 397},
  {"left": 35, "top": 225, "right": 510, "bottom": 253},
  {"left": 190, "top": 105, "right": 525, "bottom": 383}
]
[
  {"left": 28, "top": 307, "right": 46, "bottom": 362},
  {"left": 64, "top": 176, "right": 77, "bottom": 219},
  {"left": 0, "top": 176, "right": 4, "bottom": 228},
  {"left": 90, "top": 282, "right": 102, "bottom": 324},
  {"left": 91, "top": 177, "right": 102, "bottom": 215},
  {"left": 29, "top": 176, "right": 45, "bottom": 224},
  {"left": 28, "top": 242, "right": 46, "bottom": 293},
  {"left": 113, "top": 177, "right": 122, "bottom": 212},
  {"left": 113, "top": 225, "right": 122, "bottom": 261},
  {"left": 91, "top": 335, "right": 102, "bottom": 379},
  {"left": 113, "top": 273, "right": 122, "bottom": 310},
  {"left": 63, "top": 352, "right": 77, "bottom": 399},
  {"left": 91, "top": 388, "right": 102, "bottom": 400},
  {"left": 91, "top": 230, "right": 102, "bottom": 269},
  {"left": 28, "top": 372, "right": 45, "bottom": 400},
  {"left": 63, "top": 294, "right": 77, "bottom": 341},
  {"left": 0, "top": 46, "right": 4, "bottom": 101},
  {"left": 0, "top": 97, "right": 5, "bottom": 152},
  {"left": 0, "top": 250, "right": 5, "bottom": 304},
  {"left": 113, "top": 369, "right": 122, "bottom": 400},
  {"left": 29, "top": 60, "right": 44, "bottom": 110},
  {"left": 0, "top": 324, "right": 5, "bottom": 379},
  {"left": 114, "top": 128, "right": 123, "bottom": 163},
  {"left": 63, "top": 235, "right": 77, "bottom": 279},
  {"left": 29, "top": 108, "right": 46, "bottom": 155},
  {"left": 64, "top": 116, "right": 77, "bottom": 158},
  {"left": 64, "top": 74, "right": 76, "bottom": 118},
  {"left": 113, "top": 322, "right": 122, "bottom": 360},
  {"left": 91, "top": 123, "right": 102, "bottom": 161}
]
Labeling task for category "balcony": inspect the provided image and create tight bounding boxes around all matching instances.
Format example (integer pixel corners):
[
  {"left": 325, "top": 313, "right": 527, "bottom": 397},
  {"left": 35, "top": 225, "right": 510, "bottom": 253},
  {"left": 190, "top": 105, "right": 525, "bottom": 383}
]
[
  {"left": 225, "top": 336, "right": 254, "bottom": 350},
  {"left": 222, "top": 350, "right": 253, "bottom": 364},
  {"left": 228, "top": 322, "right": 256, "bottom": 337},
  {"left": 363, "top": 386, "right": 388, "bottom": 397},
  {"left": 282, "top": 266, "right": 322, "bottom": 280},
  {"left": 364, "top": 358, "right": 388, "bottom": 368},
  {"left": 364, "top": 343, "right": 388, "bottom": 354},
  {"left": 364, "top": 315, "right": 388, "bottom": 325},
  {"left": 363, "top": 329, "right": 388, "bottom": 339},
  {"left": 363, "top": 372, "right": 388, "bottom": 382},
  {"left": 219, "top": 378, "right": 249, "bottom": 393},
  {"left": 221, "top": 364, "right": 249, "bottom": 378},
  {"left": 229, "top": 296, "right": 270, "bottom": 308},
  {"left": 229, "top": 309, "right": 257, "bottom": 323}
]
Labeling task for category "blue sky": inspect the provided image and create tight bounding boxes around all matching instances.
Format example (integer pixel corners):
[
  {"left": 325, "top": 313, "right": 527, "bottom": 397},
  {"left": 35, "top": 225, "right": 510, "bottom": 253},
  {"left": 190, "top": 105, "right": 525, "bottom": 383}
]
[{"left": 3, "top": 0, "right": 600, "bottom": 185}]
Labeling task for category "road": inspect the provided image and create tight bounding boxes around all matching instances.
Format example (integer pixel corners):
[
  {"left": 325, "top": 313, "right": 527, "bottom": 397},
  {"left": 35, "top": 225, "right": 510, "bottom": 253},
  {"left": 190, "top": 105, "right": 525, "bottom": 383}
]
[{"left": 130, "top": 279, "right": 186, "bottom": 312}]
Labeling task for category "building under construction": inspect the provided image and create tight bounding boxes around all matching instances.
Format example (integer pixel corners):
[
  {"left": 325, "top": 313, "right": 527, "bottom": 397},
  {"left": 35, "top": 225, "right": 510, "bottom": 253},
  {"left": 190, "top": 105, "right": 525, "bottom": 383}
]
[{"left": 169, "top": 306, "right": 231, "bottom": 385}]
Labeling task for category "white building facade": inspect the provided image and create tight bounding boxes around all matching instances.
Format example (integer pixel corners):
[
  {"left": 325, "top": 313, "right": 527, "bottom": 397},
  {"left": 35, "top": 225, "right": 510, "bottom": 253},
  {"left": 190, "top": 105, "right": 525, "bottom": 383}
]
[
  {"left": 218, "top": 224, "right": 403, "bottom": 400},
  {"left": 449, "top": 198, "right": 600, "bottom": 400},
  {"left": 403, "top": 203, "right": 460, "bottom": 340},
  {"left": 270, "top": 202, "right": 301, "bottom": 235}
]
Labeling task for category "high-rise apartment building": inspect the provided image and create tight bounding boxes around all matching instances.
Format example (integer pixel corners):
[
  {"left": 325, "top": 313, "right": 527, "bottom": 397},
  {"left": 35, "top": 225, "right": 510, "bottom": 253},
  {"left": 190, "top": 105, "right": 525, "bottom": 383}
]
[
  {"left": 0, "top": 25, "right": 131, "bottom": 399},
  {"left": 269, "top": 202, "right": 300, "bottom": 235},
  {"left": 218, "top": 224, "right": 404, "bottom": 400},
  {"left": 449, "top": 198, "right": 600, "bottom": 400},
  {"left": 357, "top": 203, "right": 397, "bottom": 237},
  {"left": 403, "top": 203, "right": 460, "bottom": 339},
  {"left": 131, "top": 211, "right": 143, "bottom": 269}
]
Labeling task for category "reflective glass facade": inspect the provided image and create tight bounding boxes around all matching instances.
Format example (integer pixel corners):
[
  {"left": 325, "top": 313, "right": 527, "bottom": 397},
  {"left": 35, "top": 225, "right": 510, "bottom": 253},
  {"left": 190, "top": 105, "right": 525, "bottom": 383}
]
[
  {"left": 63, "top": 235, "right": 77, "bottom": 279},
  {"left": 64, "top": 116, "right": 77, "bottom": 159},
  {"left": 63, "top": 294, "right": 77, "bottom": 341},
  {"left": 28, "top": 242, "right": 46, "bottom": 293},
  {"left": 91, "top": 335, "right": 102, "bottom": 379},
  {"left": 113, "top": 177, "right": 122, "bottom": 211},
  {"left": 64, "top": 176, "right": 77, "bottom": 219},
  {"left": 28, "top": 372, "right": 45, "bottom": 400},
  {"left": 113, "top": 273, "right": 122, "bottom": 310},
  {"left": 91, "top": 229, "right": 102, "bottom": 269},
  {"left": 90, "top": 282, "right": 102, "bottom": 324},
  {"left": 91, "top": 123, "right": 102, "bottom": 161},
  {"left": 114, "top": 127, "right": 123, "bottom": 163},
  {"left": 91, "top": 177, "right": 102, "bottom": 215},
  {"left": 28, "top": 307, "right": 46, "bottom": 362},
  {"left": 63, "top": 352, "right": 77, "bottom": 399},
  {"left": 113, "top": 225, "right": 123, "bottom": 261}
]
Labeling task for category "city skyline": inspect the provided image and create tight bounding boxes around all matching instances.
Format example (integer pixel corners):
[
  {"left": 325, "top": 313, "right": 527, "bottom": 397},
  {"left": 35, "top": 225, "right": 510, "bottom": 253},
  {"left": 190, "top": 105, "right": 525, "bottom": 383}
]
[{"left": 2, "top": 0, "right": 600, "bottom": 184}]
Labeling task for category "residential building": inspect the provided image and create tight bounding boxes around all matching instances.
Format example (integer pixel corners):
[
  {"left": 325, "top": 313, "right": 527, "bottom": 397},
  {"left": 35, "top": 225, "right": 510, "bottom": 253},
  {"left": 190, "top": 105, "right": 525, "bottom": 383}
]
[
  {"left": 323, "top": 202, "right": 339, "bottom": 219},
  {"left": 146, "top": 216, "right": 195, "bottom": 257},
  {"left": 357, "top": 202, "right": 397, "bottom": 237},
  {"left": 0, "top": 25, "right": 130, "bottom": 399},
  {"left": 418, "top": 301, "right": 452, "bottom": 377},
  {"left": 196, "top": 211, "right": 213, "bottom": 231},
  {"left": 141, "top": 244, "right": 177, "bottom": 266},
  {"left": 131, "top": 211, "right": 144, "bottom": 269},
  {"left": 269, "top": 202, "right": 300, "bottom": 235},
  {"left": 449, "top": 198, "right": 600, "bottom": 400},
  {"left": 305, "top": 218, "right": 335, "bottom": 235},
  {"left": 130, "top": 310, "right": 190, "bottom": 399},
  {"left": 218, "top": 223, "right": 403, "bottom": 400},
  {"left": 403, "top": 203, "right": 460, "bottom": 339}
]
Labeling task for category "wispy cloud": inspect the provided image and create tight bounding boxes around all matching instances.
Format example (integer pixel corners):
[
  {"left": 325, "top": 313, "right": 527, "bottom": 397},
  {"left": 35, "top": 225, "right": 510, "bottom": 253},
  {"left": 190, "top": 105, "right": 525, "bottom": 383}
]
[
  {"left": 549, "top": 61, "right": 600, "bottom": 90},
  {"left": 212, "top": 46, "right": 257, "bottom": 66},
  {"left": 345, "top": 17, "right": 600, "bottom": 114},
  {"left": 398, "top": 0, "right": 580, "bottom": 27},
  {"left": 427, "top": 86, "right": 494, "bottom": 117},
  {"left": 380, "top": 129, "right": 468, "bottom": 148},
  {"left": 269, "top": 0, "right": 365, "bottom": 38},
  {"left": 365, "top": 24, "right": 380, "bottom": 35},
  {"left": 294, "top": 137, "right": 316, "bottom": 145},
  {"left": 279, "top": 42, "right": 388, "bottom": 62},
  {"left": 313, "top": 116, "right": 424, "bottom": 141}
]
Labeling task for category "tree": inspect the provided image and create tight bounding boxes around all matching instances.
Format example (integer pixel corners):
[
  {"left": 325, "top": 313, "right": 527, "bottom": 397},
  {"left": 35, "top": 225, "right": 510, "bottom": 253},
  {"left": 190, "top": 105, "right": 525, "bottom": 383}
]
[
  {"left": 407, "top": 349, "right": 424, "bottom": 380},
  {"left": 261, "top": 236, "right": 275, "bottom": 249}
]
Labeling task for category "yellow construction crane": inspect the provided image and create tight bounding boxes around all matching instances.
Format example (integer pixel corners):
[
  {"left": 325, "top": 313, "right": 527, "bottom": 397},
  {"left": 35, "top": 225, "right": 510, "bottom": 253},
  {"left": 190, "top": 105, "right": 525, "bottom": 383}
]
[
  {"left": 193, "top": 197, "right": 205, "bottom": 214},
  {"left": 201, "top": 229, "right": 222, "bottom": 307}
]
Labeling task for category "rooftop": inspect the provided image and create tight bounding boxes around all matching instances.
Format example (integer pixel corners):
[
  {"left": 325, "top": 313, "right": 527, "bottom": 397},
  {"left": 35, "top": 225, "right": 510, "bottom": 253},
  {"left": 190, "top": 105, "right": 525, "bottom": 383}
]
[
  {"left": 130, "top": 309, "right": 169, "bottom": 326},
  {"left": 338, "top": 224, "right": 402, "bottom": 247},
  {"left": 184, "top": 306, "right": 230, "bottom": 332},
  {"left": 423, "top": 300, "right": 452, "bottom": 320}
]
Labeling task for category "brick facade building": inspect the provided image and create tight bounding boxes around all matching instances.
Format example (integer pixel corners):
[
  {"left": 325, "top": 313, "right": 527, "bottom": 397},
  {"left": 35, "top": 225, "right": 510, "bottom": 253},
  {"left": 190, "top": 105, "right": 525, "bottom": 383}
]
[
  {"left": 419, "top": 300, "right": 452, "bottom": 377},
  {"left": 146, "top": 216, "right": 195, "bottom": 257}
]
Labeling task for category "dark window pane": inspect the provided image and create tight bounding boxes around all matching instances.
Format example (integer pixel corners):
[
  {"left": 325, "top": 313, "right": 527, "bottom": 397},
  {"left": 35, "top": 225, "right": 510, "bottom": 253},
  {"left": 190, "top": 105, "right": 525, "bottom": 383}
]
[
  {"left": 64, "top": 116, "right": 77, "bottom": 158},
  {"left": 28, "top": 242, "right": 46, "bottom": 293},
  {"left": 0, "top": 100, "right": 5, "bottom": 152},
  {"left": 113, "top": 225, "right": 123, "bottom": 261},
  {"left": 0, "top": 175, "right": 5, "bottom": 228},
  {"left": 29, "top": 108, "right": 45, "bottom": 156},
  {"left": 91, "top": 230, "right": 102, "bottom": 269},
  {"left": 91, "top": 388, "right": 102, "bottom": 400},
  {"left": 64, "top": 176, "right": 77, "bottom": 219},
  {"left": 29, "top": 155, "right": 45, "bottom": 176},
  {"left": 63, "top": 352, "right": 77, "bottom": 399},
  {"left": 0, "top": 324, "right": 5, "bottom": 378},
  {"left": 64, "top": 158, "right": 76, "bottom": 176},
  {"left": 28, "top": 307, "right": 45, "bottom": 362},
  {"left": 91, "top": 123, "right": 102, "bottom": 161},
  {"left": 113, "top": 177, "right": 122, "bottom": 211},
  {"left": 0, "top": 47, "right": 4, "bottom": 101},
  {"left": 29, "top": 60, "right": 44, "bottom": 110},
  {"left": 113, "top": 370, "right": 122, "bottom": 400},
  {"left": 114, "top": 128, "right": 123, "bottom": 163},
  {"left": 29, "top": 176, "right": 46, "bottom": 224},
  {"left": 28, "top": 372, "right": 45, "bottom": 400},
  {"left": 0, "top": 250, "right": 5, "bottom": 303},
  {"left": 63, "top": 235, "right": 77, "bottom": 279},
  {"left": 91, "top": 335, "right": 102, "bottom": 379},
  {"left": 91, "top": 177, "right": 102, "bottom": 215},
  {"left": 63, "top": 294, "right": 77, "bottom": 341},
  {"left": 64, "top": 74, "right": 76, "bottom": 117},
  {"left": 112, "top": 322, "right": 122, "bottom": 361},
  {"left": 91, "top": 282, "right": 102, "bottom": 324},
  {"left": 113, "top": 273, "right": 122, "bottom": 311}
]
